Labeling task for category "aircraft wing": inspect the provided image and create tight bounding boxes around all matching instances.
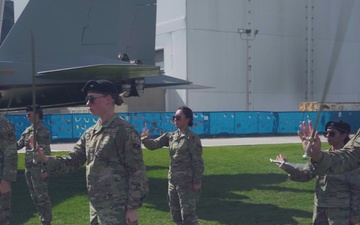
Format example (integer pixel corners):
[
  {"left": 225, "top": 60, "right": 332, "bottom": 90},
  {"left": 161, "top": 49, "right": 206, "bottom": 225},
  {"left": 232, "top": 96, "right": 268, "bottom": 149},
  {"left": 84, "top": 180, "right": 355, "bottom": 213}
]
[
  {"left": 144, "top": 74, "right": 191, "bottom": 87},
  {"left": 37, "top": 64, "right": 161, "bottom": 81},
  {"left": 37, "top": 65, "right": 207, "bottom": 89}
]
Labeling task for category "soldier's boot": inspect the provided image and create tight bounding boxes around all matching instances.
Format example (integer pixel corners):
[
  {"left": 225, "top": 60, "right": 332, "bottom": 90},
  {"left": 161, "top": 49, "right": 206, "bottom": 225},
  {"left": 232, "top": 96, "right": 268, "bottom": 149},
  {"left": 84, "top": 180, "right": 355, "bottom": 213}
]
[{"left": 41, "top": 222, "right": 52, "bottom": 225}]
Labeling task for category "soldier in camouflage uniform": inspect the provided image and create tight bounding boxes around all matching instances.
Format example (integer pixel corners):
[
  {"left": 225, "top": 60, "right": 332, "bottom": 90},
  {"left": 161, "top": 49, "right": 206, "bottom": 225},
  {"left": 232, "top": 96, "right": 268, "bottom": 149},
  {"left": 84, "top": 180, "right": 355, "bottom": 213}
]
[
  {"left": 17, "top": 105, "right": 53, "bottom": 225},
  {"left": 34, "top": 80, "right": 148, "bottom": 225},
  {"left": 141, "top": 106, "right": 204, "bottom": 225},
  {"left": 276, "top": 120, "right": 360, "bottom": 225},
  {"left": 0, "top": 115, "right": 17, "bottom": 225}
]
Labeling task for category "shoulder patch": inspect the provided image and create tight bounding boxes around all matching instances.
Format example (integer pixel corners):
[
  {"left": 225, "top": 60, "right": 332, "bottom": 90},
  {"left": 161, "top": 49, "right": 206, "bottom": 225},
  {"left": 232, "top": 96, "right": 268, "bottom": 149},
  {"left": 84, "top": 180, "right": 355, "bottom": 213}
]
[
  {"left": 131, "top": 132, "right": 141, "bottom": 144},
  {"left": 1, "top": 124, "right": 13, "bottom": 134},
  {"left": 7, "top": 131, "right": 16, "bottom": 142}
]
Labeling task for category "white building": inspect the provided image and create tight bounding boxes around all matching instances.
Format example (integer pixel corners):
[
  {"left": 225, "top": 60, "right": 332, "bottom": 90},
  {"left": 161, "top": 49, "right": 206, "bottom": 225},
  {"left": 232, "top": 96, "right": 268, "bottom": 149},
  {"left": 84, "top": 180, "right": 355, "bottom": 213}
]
[{"left": 155, "top": 0, "right": 360, "bottom": 112}]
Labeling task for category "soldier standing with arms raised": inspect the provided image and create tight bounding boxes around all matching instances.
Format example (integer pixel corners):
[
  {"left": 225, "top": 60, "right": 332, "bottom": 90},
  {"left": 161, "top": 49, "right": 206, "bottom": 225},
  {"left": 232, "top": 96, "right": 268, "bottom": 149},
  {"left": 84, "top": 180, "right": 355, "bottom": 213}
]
[
  {"left": 0, "top": 115, "right": 17, "bottom": 225},
  {"left": 275, "top": 120, "right": 360, "bottom": 225},
  {"left": 17, "top": 105, "right": 52, "bottom": 225},
  {"left": 141, "top": 106, "right": 204, "bottom": 225},
  {"left": 34, "top": 80, "right": 148, "bottom": 225}
]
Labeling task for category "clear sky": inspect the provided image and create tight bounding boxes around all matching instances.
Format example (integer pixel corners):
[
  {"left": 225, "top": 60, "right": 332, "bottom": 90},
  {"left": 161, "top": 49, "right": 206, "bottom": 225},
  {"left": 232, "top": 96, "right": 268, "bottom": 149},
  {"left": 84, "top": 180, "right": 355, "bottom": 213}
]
[{"left": 13, "top": 0, "right": 29, "bottom": 21}]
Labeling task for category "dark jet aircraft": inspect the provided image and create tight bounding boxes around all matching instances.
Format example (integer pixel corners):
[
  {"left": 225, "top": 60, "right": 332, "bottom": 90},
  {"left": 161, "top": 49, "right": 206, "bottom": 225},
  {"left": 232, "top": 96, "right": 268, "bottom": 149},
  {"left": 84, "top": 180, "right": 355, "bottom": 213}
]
[{"left": 0, "top": 0, "right": 192, "bottom": 110}]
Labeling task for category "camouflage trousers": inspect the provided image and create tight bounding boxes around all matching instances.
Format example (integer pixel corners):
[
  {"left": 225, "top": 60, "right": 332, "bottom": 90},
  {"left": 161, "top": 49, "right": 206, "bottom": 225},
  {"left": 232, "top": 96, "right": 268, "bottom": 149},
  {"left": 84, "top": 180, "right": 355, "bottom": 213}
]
[
  {"left": 313, "top": 206, "right": 351, "bottom": 225},
  {"left": 0, "top": 189, "right": 11, "bottom": 225},
  {"left": 25, "top": 163, "right": 52, "bottom": 223},
  {"left": 89, "top": 200, "right": 138, "bottom": 225},
  {"left": 168, "top": 180, "right": 200, "bottom": 225}
]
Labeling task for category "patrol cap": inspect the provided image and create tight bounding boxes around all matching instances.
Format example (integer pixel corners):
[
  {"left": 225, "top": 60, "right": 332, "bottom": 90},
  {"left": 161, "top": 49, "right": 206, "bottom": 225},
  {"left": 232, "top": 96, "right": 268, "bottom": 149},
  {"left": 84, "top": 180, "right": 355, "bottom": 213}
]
[
  {"left": 26, "top": 104, "right": 44, "bottom": 119},
  {"left": 26, "top": 104, "right": 42, "bottom": 113},
  {"left": 82, "top": 80, "right": 123, "bottom": 105},
  {"left": 325, "top": 120, "right": 351, "bottom": 133}
]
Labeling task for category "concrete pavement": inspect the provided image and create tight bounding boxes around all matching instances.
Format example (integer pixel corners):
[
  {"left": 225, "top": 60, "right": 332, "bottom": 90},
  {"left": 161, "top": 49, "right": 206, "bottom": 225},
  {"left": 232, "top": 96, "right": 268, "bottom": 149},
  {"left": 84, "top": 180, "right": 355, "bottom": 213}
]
[
  {"left": 17, "top": 135, "right": 328, "bottom": 153},
  {"left": 42, "top": 135, "right": 305, "bottom": 152}
]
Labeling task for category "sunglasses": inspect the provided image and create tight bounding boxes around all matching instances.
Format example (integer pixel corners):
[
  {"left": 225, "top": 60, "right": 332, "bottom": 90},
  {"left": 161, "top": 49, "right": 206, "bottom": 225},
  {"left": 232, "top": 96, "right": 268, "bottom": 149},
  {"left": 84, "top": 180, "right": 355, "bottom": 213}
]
[
  {"left": 324, "top": 131, "right": 336, "bottom": 137},
  {"left": 26, "top": 112, "right": 38, "bottom": 117},
  {"left": 172, "top": 115, "right": 182, "bottom": 121},
  {"left": 85, "top": 95, "right": 106, "bottom": 104}
]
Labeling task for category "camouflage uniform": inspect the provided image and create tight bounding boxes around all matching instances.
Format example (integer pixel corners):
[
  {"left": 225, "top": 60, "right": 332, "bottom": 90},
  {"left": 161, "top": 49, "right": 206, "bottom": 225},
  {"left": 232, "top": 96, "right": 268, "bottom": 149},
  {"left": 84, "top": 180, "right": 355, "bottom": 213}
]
[
  {"left": 0, "top": 115, "right": 17, "bottom": 225},
  {"left": 310, "top": 129, "right": 360, "bottom": 224},
  {"left": 142, "top": 126, "right": 204, "bottom": 225},
  {"left": 45, "top": 114, "right": 148, "bottom": 225},
  {"left": 17, "top": 121, "right": 52, "bottom": 224},
  {"left": 283, "top": 147, "right": 360, "bottom": 225}
]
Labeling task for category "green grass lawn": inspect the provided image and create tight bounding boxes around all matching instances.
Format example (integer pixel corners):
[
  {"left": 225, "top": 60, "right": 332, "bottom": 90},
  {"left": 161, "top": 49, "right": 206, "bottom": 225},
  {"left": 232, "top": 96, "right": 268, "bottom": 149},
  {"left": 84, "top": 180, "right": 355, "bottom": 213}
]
[{"left": 12, "top": 143, "right": 321, "bottom": 225}]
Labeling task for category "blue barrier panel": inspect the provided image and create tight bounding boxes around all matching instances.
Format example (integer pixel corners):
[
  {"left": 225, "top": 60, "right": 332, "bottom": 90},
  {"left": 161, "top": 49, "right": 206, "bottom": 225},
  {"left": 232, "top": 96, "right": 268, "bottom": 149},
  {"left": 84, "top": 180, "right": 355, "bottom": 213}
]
[
  {"left": 302, "top": 111, "right": 317, "bottom": 122},
  {"left": 345, "top": 111, "right": 360, "bottom": 133},
  {"left": 302, "top": 112, "right": 329, "bottom": 133},
  {"left": 6, "top": 111, "right": 360, "bottom": 141},
  {"left": 209, "top": 112, "right": 235, "bottom": 135},
  {"left": 50, "top": 114, "right": 75, "bottom": 140},
  {"left": 277, "top": 112, "right": 305, "bottom": 134},
  {"left": 258, "top": 112, "right": 277, "bottom": 134},
  {"left": 72, "top": 114, "right": 97, "bottom": 139},
  {"left": 191, "top": 112, "right": 206, "bottom": 135},
  {"left": 234, "top": 112, "right": 259, "bottom": 134},
  {"left": 160, "top": 112, "right": 176, "bottom": 133},
  {"left": 201, "top": 112, "right": 211, "bottom": 136}
]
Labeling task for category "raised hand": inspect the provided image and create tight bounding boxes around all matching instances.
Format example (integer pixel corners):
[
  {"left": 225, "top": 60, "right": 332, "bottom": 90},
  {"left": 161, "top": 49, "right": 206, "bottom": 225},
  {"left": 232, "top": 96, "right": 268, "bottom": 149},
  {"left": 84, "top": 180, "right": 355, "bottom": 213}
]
[
  {"left": 297, "top": 120, "right": 322, "bottom": 161},
  {"left": 141, "top": 128, "right": 150, "bottom": 138},
  {"left": 274, "top": 154, "right": 291, "bottom": 170}
]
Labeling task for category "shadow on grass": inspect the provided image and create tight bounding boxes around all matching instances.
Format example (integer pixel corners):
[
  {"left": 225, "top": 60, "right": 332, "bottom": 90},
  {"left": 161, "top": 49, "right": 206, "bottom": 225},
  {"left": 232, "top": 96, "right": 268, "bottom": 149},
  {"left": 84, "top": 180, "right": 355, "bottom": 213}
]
[
  {"left": 12, "top": 168, "right": 86, "bottom": 225},
  {"left": 11, "top": 166, "right": 312, "bottom": 225},
  {"left": 145, "top": 172, "right": 313, "bottom": 225}
]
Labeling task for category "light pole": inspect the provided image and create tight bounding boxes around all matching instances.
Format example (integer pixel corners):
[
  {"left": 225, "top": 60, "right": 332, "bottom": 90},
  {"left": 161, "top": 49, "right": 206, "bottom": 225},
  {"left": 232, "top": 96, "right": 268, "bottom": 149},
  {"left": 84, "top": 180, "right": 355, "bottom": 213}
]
[{"left": 238, "top": 28, "right": 258, "bottom": 111}]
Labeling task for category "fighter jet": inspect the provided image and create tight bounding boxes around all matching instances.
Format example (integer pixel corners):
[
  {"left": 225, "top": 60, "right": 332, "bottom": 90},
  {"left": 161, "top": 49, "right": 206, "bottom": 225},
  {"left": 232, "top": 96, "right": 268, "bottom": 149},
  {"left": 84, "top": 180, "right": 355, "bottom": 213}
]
[{"left": 0, "top": 0, "right": 192, "bottom": 110}]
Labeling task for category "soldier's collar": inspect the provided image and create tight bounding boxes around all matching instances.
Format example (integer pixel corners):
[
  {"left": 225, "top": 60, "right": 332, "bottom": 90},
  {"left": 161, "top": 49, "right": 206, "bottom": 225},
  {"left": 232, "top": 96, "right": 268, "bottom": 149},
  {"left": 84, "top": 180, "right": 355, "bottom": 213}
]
[
  {"left": 175, "top": 126, "right": 190, "bottom": 136},
  {"left": 94, "top": 114, "right": 117, "bottom": 132},
  {"left": 31, "top": 121, "right": 42, "bottom": 127}
]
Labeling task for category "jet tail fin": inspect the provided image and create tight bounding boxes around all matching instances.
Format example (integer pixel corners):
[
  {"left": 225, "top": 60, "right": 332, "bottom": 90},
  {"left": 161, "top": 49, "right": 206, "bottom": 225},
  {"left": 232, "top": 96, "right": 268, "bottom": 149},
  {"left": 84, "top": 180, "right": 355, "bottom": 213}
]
[{"left": 0, "top": 0, "right": 157, "bottom": 66}]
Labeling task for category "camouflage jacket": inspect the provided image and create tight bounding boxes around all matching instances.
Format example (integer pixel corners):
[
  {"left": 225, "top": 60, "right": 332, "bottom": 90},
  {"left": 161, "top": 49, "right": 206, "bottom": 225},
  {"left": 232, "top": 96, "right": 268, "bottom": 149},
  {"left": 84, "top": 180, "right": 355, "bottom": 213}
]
[
  {"left": 17, "top": 121, "right": 51, "bottom": 155},
  {"left": 0, "top": 115, "right": 17, "bottom": 182},
  {"left": 46, "top": 114, "right": 148, "bottom": 209},
  {"left": 309, "top": 129, "right": 360, "bottom": 214},
  {"left": 284, "top": 148, "right": 360, "bottom": 208},
  {"left": 142, "top": 126, "right": 204, "bottom": 184}
]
